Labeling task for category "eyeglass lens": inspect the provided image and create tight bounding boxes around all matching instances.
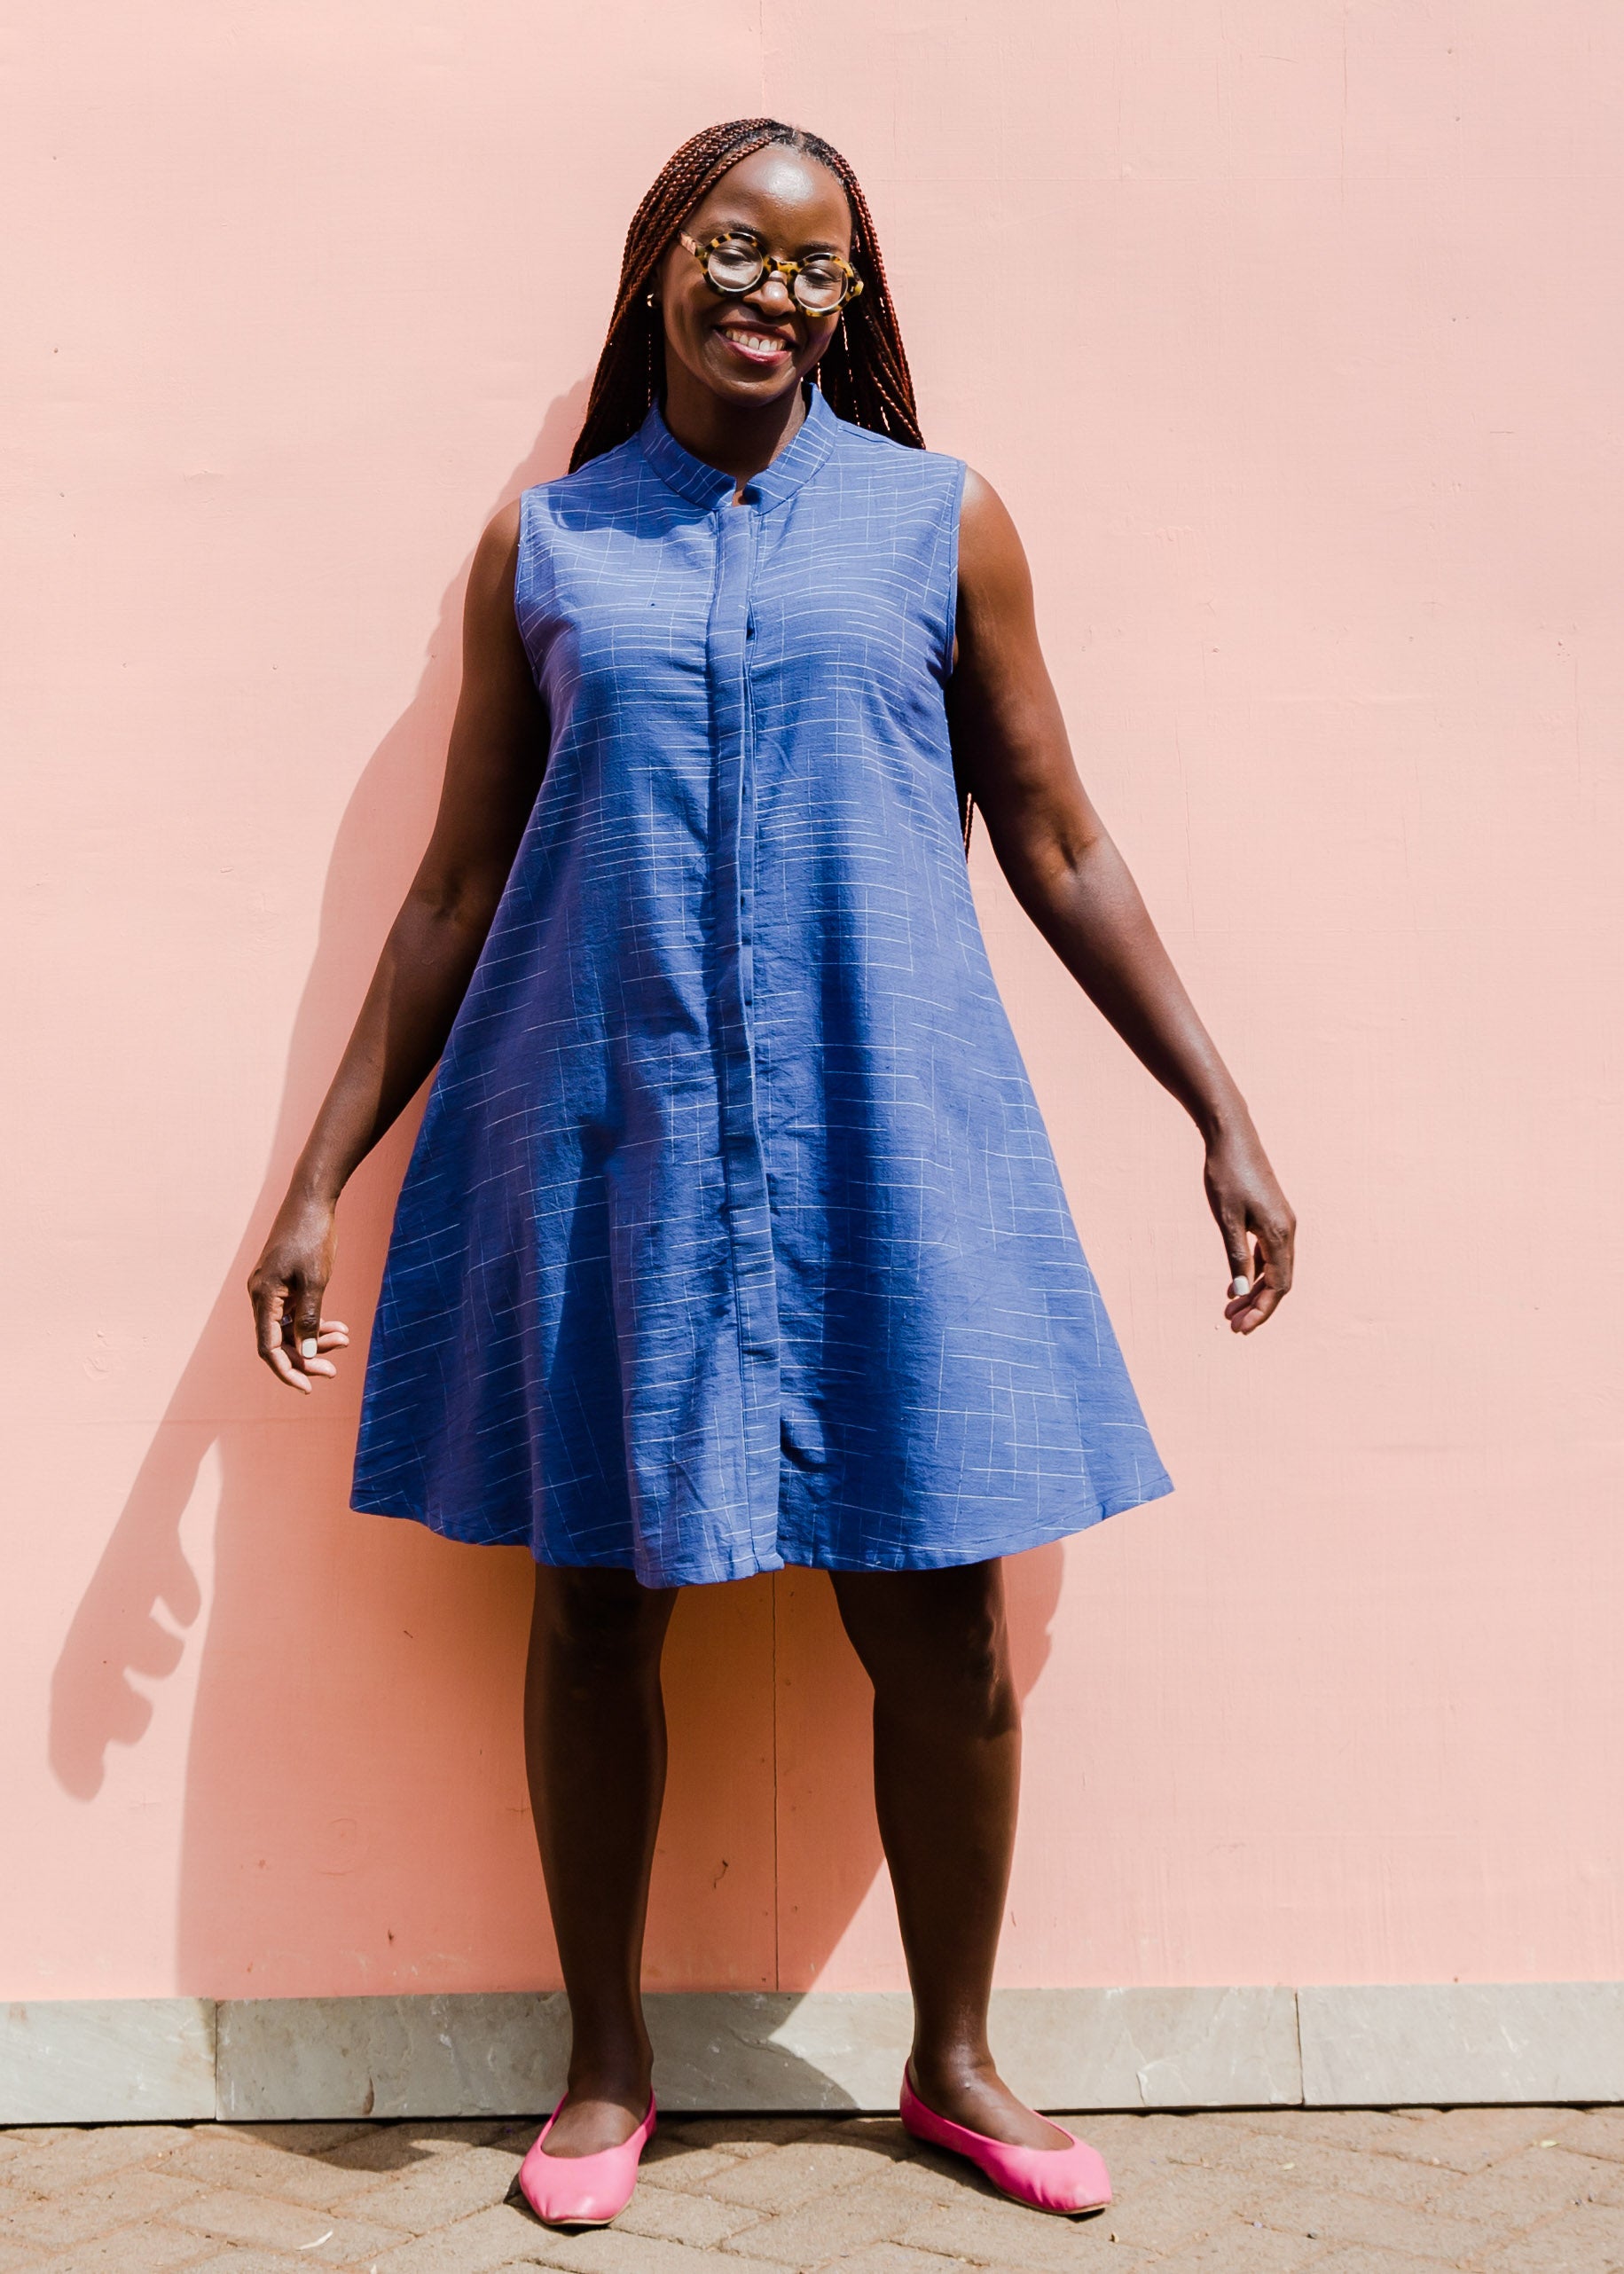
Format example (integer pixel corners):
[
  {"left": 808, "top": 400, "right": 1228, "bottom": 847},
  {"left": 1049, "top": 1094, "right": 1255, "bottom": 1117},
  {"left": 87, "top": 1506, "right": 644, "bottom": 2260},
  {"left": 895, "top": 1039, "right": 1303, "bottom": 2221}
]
[{"left": 704, "top": 238, "right": 849, "bottom": 313}]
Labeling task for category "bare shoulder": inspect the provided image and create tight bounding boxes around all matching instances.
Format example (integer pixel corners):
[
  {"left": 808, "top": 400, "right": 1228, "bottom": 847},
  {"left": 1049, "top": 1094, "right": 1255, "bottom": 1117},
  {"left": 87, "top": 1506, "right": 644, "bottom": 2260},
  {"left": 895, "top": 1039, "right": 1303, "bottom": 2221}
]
[
  {"left": 452, "top": 498, "right": 536, "bottom": 692},
  {"left": 473, "top": 497, "right": 523, "bottom": 588},
  {"left": 958, "top": 467, "right": 1035, "bottom": 610},
  {"left": 461, "top": 498, "right": 525, "bottom": 637}
]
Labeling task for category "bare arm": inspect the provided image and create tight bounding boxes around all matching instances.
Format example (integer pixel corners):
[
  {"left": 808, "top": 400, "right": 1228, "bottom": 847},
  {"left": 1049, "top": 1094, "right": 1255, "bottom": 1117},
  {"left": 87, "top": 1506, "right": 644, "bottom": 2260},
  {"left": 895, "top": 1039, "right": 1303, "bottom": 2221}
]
[
  {"left": 950, "top": 470, "right": 1295, "bottom": 1331},
  {"left": 248, "top": 501, "right": 549, "bottom": 1388}
]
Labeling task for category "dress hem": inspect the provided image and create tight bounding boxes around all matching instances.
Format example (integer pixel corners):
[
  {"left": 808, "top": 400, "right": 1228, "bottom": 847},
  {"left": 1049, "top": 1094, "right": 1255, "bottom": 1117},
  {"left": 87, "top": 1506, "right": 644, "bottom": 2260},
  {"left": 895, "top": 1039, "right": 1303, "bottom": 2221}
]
[{"left": 349, "top": 1470, "right": 1175, "bottom": 1587}]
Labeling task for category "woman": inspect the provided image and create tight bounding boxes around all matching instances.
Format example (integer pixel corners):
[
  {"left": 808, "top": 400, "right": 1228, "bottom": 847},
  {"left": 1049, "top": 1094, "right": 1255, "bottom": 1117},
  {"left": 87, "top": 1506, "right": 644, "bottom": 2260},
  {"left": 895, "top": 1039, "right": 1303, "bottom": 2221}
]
[{"left": 248, "top": 117, "right": 1294, "bottom": 2225}]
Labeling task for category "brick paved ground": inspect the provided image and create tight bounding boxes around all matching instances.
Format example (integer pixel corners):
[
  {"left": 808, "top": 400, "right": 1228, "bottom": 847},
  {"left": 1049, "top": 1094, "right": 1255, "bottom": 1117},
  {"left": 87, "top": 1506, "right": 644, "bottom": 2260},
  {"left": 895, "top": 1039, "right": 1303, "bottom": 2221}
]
[{"left": 2, "top": 2102, "right": 1621, "bottom": 2274}]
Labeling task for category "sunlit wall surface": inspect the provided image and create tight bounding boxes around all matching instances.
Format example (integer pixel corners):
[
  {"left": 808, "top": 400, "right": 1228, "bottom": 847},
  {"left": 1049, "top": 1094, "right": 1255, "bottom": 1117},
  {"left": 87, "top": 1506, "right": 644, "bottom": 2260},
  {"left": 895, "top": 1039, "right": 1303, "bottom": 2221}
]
[{"left": 7, "top": 1, "right": 1621, "bottom": 1999}]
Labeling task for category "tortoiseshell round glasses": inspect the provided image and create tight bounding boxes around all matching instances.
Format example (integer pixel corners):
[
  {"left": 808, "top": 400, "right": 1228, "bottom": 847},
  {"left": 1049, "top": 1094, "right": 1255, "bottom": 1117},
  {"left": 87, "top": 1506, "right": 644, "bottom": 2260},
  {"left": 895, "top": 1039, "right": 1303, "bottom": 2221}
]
[{"left": 679, "top": 230, "right": 864, "bottom": 316}]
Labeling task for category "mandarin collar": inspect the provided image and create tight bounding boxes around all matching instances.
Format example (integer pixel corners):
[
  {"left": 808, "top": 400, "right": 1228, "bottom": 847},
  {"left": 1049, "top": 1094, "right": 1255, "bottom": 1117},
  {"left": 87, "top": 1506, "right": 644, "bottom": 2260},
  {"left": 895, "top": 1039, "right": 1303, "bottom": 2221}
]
[{"left": 638, "top": 383, "right": 837, "bottom": 512}]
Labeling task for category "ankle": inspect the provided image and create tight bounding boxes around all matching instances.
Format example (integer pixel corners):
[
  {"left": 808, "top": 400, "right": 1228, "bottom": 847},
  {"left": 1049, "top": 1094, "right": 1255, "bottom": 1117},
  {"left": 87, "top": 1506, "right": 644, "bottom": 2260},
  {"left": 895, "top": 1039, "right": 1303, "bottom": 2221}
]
[
  {"left": 908, "top": 2043, "right": 997, "bottom": 2103},
  {"left": 567, "top": 2051, "right": 652, "bottom": 2087},
  {"left": 565, "top": 2032, "right": 653, "bottom": 2104}
]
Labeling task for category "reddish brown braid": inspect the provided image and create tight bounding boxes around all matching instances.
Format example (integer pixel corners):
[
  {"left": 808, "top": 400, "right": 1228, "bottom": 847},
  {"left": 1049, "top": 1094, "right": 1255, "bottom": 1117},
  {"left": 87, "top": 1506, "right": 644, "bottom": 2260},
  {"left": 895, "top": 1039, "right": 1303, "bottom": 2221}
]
[
  {"left": 569, "top": 118, "right": 974, "bottom": 849},
  {"left": 569, "top": 117, "right": 923, "bottom": 470}
]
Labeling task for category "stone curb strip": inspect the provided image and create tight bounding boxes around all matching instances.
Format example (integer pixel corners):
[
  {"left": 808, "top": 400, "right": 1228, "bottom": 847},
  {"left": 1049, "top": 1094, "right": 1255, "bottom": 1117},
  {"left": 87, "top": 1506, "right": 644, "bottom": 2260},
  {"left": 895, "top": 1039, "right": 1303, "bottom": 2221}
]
[{"left": 3, "top": 1984, "right": 1622, "bottom": 2125}]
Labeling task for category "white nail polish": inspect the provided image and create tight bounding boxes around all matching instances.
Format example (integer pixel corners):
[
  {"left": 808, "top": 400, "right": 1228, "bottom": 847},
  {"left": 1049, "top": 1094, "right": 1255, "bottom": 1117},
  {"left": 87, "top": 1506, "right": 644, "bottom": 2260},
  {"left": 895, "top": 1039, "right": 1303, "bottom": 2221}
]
[
  {"left": 1230, "top": 1275, "right": 1251, "bottom": 1298},
  {"left": 301, "top": 1338, "right": 318, "bottom": 1359}
]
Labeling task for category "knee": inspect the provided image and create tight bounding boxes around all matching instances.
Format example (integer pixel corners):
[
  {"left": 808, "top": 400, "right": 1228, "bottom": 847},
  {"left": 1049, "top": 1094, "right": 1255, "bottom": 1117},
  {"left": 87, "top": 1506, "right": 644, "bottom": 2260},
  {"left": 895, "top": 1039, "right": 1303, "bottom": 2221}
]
[
  {"left": 871, "top": 1599, "right": 1017, "bottom": 1739},
  {"left": 942, "top": 1607, "right": 1017, "bottom": 1735},
  {"left": 532, "top": 1567, "right": 669, "bottom": 1683}
]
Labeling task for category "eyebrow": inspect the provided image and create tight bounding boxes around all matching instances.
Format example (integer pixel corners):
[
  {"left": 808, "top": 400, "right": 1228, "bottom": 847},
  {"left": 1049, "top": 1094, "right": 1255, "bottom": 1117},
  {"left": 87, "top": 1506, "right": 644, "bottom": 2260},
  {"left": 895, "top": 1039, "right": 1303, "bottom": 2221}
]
[{"left": 702, "top": 219, "right": 848, "bottom": 256}]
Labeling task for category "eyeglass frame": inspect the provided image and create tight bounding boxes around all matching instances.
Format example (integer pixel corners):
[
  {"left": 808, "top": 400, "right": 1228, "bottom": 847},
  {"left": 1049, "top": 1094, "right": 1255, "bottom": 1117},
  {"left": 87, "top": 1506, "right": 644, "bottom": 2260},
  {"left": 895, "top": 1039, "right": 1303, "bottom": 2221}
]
[{"left": 677, "top": 229, "right": 865, "bottom": 315}]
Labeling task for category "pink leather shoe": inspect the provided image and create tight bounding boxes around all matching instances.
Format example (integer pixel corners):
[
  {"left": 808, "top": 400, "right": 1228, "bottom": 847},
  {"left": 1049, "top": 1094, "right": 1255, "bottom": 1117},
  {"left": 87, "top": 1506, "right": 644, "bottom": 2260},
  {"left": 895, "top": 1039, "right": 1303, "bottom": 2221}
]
[
  {"left": 900, "top": 2065, "right": 1111, "bottom": 2215},
  {"left": 515, "top": 2094, "right": 656, "bottom": 2226}
]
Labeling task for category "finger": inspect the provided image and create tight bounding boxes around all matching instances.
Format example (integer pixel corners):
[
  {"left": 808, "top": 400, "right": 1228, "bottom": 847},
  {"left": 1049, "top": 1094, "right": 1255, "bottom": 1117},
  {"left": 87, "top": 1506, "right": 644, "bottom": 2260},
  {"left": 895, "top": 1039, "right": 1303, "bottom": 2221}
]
[
  {"left": 291, "top": 1282, "right": 328, "bottom": 1371},
  {"left": 1263, "top": 1230, "right": 1295, "bottom": 1294},
  {"left": 251, "top": 1275, "right": 289, "bottom": 1361},
  {"left": 1232, "top": 1282, "right": 1284, "bottom": 1333},
  {"left": 261, "top": 1306, "right": 313, "bottom": 1390},
  {"left": 249, "top": 1275, "right": 315, "bottom": 1391},
  {"left": 265, "top": 1343, "right": 314, "bottom": 1389},
  {"left": 1223, "top": 1235, "right": 1265, "bottom": 1305},
  {"left": 316, "top": 1320, "right": 350, "bottom": 1344},
  {"left": 1228, "top": 1264, "right": 1287, "bottom": 1331},
  {"left": 1219, "top": 1219, "right": 1252, "bottom": 1298},
  {"left": 1248, "top": 1222, "right": 1294, "bottom": 1300}
]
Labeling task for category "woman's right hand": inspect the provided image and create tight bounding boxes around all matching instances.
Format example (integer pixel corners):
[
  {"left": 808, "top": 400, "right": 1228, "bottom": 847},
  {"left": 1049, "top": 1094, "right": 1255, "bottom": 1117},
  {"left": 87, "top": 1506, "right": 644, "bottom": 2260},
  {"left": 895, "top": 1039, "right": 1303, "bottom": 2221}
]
[
  {"left": 241, "top": 506, "right": 540, "bottom": 1398},
  {"left": 248, "top": 1194, "right": 350, "bottom": 1393}
]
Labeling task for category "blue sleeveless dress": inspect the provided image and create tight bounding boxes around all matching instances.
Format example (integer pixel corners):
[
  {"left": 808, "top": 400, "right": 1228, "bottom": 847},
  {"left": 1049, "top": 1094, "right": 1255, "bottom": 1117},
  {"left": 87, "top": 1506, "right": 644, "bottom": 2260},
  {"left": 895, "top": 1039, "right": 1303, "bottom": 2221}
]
[{"left": 351, "top": 387, "right": 1172, "bottom": 1585}]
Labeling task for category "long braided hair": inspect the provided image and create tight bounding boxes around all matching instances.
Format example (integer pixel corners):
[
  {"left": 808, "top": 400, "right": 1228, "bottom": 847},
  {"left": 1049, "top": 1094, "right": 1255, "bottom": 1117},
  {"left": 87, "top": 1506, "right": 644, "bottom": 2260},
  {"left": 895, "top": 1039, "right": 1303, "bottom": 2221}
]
[
  {"left": 570, "top": 117, "right": 922, "bottom": 469},
  {"left": 569, "top": 118, "right": 972, "bottom": 849}
]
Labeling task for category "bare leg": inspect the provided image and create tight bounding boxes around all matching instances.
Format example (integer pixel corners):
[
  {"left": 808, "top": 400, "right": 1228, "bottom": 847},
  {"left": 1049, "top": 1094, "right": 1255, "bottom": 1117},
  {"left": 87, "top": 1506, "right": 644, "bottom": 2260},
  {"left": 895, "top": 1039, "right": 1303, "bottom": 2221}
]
[
  {"left": 524, "top": 1562, "right": 679, "bottom": 2155},
  {"left": 829, "top": 1559, "right": 1070, "bottom": 2150}
]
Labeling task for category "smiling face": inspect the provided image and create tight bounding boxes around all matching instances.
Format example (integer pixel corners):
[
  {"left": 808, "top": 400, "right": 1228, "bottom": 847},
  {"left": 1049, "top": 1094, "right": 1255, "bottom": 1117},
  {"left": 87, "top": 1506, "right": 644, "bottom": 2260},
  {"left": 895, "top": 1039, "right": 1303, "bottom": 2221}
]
[{"left": 655, "top": 145, "right": 854, "bottom": 415}]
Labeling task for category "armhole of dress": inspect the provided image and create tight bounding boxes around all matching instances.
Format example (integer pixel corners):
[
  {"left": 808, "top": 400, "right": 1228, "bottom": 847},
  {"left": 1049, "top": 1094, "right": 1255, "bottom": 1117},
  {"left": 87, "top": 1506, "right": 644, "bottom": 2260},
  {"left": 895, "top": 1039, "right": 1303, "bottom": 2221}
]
[
  {"left": 512, "top": 484, "right": 529, "bottom": 644},
  {"left": 940, "top": 456, "right": 969, "bottom": 684},
  {"left": 940, "top": 459, "right": 975, "bottom": 853},
  {"left": 514, "top": 486, "right": 547, "bottom": 699}
]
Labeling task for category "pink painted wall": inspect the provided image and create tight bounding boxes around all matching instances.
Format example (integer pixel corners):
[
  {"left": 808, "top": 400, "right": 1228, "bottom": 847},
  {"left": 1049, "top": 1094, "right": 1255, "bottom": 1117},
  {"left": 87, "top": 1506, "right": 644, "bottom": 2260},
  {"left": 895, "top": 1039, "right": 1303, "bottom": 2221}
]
[{"left": 7, "top": 1, "right": 1621, "bottom": 2003}]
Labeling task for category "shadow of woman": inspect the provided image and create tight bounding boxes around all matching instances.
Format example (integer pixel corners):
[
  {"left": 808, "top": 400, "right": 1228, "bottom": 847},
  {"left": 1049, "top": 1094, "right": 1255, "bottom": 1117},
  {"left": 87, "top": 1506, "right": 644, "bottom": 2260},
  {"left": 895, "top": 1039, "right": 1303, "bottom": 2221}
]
[{"left": 46, "top": 378, "right": 1069, "bottom": 2030}]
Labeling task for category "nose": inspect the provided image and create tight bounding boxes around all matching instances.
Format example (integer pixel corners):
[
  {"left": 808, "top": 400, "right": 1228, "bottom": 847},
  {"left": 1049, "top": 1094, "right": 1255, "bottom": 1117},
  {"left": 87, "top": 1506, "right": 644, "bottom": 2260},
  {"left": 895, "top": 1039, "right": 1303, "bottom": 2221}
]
[{"left": 745, "top": 268, "right": 796, "bottom": 319}]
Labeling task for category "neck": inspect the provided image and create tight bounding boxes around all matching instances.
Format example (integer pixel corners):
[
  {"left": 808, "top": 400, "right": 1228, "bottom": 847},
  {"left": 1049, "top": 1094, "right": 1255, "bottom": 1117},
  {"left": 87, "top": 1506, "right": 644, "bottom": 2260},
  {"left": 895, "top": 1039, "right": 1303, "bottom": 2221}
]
[{"left": 661, "top": 372, "right": 809, "bottom": 487}]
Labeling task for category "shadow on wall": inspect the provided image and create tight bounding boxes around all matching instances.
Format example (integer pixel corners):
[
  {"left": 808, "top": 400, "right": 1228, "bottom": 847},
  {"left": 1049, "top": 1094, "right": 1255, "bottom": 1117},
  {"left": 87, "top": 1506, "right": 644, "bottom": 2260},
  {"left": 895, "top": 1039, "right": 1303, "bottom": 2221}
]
[{"left": 47, "top": 380, "right": 1065, "bottom": 2069}]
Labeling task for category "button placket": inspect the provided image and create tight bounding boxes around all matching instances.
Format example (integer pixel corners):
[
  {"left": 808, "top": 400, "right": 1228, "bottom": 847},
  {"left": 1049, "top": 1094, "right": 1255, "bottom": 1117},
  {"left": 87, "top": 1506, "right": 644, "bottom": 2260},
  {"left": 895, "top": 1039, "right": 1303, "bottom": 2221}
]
[{"left": 707, "top": 497, "right": 780, "bottom": 1561}]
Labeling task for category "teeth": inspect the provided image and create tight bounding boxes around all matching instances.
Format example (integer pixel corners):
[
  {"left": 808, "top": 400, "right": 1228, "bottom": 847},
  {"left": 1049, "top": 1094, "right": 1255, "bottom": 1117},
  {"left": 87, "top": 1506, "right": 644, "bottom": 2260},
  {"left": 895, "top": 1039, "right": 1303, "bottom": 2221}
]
[{"left": 727, "top": 331, "right": 788, "bottom": 355}]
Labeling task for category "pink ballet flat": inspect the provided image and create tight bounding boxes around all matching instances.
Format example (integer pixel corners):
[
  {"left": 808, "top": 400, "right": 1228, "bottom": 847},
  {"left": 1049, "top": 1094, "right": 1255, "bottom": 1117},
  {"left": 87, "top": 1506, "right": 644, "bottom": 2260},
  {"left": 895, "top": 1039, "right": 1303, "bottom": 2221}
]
[
  {"left": 514, "top": 2093, "right": 656, "bottom": 2226},
  {"left": 900, "top": 2065, "right": 1111, "bottom": 2216}
]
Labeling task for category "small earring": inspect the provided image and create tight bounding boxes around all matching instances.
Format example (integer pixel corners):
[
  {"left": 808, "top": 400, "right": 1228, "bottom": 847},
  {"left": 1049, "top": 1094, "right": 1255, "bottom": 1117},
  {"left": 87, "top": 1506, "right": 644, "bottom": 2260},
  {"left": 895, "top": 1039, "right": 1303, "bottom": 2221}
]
[{"left": 647, "top": 293, "right": 657, "bottom": 309}]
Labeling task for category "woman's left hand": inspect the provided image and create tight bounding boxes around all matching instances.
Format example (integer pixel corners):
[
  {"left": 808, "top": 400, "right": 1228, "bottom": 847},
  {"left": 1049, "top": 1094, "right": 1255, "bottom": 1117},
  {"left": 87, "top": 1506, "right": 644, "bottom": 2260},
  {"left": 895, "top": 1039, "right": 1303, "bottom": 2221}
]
[{"left": 1204, "top": 1125, "right": 1296, "bottom": 1334}]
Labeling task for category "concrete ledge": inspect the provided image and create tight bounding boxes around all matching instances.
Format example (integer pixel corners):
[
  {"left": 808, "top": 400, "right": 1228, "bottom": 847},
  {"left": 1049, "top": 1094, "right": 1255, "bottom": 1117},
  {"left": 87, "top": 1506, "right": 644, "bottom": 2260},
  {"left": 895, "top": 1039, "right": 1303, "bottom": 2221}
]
[
  {"left": 0, "top": 1999, "right": 215, "bottom": 2123},
  {"left": 999, "top": 1986, "right": 1303, "bottom": 2112},
  {"left": 216, "top": 1992, "right": 572, "bottom": 2123},
  {"left": 2, "top": 1986, "right": 1620, "bottom": 2122},
  {"left": 218, "top": 1988, "right": 1296, "bottom": 2119},
  {"left": 1298, "top": 1982, "right": 1624, "bottom": 2107}
]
